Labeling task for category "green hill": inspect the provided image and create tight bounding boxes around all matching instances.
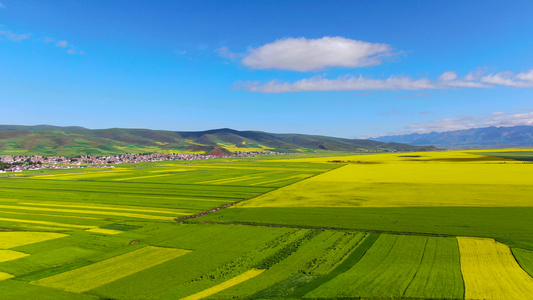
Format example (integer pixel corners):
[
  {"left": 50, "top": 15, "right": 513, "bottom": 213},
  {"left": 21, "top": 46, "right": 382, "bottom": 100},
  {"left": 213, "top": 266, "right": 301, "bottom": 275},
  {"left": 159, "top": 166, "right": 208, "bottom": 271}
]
[{"left": 0, "top": 125, "right": 437, "bottom": 156}]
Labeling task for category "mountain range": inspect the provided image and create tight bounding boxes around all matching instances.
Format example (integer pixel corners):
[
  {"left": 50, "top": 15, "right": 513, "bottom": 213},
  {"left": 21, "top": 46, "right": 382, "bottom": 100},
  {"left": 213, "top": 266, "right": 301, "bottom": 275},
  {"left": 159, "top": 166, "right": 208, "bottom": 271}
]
[
  {"left": 372, "top": 125, "right": 533, "bottom": 148},
  {"left": 0, "top": 125, "right": 436, "bottom": 156}
]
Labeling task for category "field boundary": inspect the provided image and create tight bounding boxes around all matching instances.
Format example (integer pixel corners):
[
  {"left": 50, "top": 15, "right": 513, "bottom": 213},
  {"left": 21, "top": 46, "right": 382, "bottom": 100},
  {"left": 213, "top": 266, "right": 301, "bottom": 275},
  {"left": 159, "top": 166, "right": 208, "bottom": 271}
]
[
  {"left": 181, "top": 220, "right": 456, "bottom": 238},
  {"left": 175, "top": 163, "right": 346, "bottom": 222}
]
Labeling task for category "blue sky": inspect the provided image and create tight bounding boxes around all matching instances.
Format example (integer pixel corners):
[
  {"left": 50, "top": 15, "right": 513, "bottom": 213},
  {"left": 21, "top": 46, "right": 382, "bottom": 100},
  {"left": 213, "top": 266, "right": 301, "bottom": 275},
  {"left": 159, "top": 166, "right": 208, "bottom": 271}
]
[{"left": 1, "top": 0, "right": 532, "bottom": 138}]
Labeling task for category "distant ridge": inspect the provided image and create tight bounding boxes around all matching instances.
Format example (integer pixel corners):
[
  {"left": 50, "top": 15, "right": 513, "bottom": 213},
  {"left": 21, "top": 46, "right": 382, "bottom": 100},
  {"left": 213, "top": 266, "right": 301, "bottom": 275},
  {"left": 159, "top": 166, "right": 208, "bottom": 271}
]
[
  {"left": 0, "top": 125, "right": 436, "bottom": 156},
  {"left": 372, "top": 125, "right": 533, "bottom": 148}
]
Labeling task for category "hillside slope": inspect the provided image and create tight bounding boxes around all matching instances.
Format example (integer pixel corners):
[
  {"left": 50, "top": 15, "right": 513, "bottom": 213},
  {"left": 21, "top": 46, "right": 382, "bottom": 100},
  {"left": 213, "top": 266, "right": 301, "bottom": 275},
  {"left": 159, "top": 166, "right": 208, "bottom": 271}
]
[{"left": 0, "top": 125, "right": 436, "bottom": 156}]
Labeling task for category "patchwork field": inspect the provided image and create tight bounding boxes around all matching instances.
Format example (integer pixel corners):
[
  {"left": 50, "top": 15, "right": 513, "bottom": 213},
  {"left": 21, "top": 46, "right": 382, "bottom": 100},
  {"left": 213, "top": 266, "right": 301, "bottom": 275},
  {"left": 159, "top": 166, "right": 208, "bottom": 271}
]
[{"left": 1, "top": 151, "right": 532, "bottom": 299}]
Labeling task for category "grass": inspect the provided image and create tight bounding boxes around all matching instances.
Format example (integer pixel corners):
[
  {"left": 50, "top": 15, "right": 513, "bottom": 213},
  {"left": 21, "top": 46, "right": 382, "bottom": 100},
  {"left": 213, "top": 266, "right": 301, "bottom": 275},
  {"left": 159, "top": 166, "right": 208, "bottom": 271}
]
[
  {"left": 289, "top": 233, "right": 377, "bottom": 298},
  {"left": 306, "top": 235, "right": 463, "bottom": 299},
  {"left": 513, "top": 248, "right": 533, "bottom": 277},
  {"left": 192, "top": 206, "right": 533, "bottom": 250},
  {"left": 0, "top": 280, "right": 99, "bottom": 300}
]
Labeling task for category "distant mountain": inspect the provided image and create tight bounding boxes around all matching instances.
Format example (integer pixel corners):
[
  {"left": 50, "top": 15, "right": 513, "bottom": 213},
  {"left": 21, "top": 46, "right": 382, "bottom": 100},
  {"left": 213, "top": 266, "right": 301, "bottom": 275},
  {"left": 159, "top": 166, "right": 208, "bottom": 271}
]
[
  {"left": 0, "top": 125, "right": 436, "bottom": 156},
  {"left": 372, "top": 125, "right": 533, "bottom": 148}
]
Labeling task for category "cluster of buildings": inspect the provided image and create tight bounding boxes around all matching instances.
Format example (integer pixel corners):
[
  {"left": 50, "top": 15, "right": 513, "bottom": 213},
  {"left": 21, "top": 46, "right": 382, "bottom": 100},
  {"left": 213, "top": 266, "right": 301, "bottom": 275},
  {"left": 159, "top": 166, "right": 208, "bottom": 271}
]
[{"left": 0, "top": 151, "right": 287, "bottom": 173}]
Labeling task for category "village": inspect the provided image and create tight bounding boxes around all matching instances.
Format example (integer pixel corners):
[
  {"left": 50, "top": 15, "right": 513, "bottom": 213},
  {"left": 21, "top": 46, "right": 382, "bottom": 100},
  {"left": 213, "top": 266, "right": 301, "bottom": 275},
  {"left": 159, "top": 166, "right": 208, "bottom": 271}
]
[{"left": 0, "top": 151, "right": 286, "bottom": 173}]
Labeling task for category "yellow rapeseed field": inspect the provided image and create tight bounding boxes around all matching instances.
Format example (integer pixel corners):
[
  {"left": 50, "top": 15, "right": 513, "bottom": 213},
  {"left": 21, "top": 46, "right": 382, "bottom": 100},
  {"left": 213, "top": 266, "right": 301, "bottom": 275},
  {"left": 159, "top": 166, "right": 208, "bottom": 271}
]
[
  {"left": 238, "top": 151, "right": 533, "bottom": 208},
  {"left": 249, "top": 174, "right": 311, "bottom": 186},
  {"left": 24, "top": 170, "right": 126, "bottom": 180},
  {"left": 0, "top": 272, "right": 14, "bottom": 281},
  {"left": 0, "top": 204, "right": 178, "bottom": 220},
  {"left": 0, "top": 250, "right": 29, "bottom": 262},
  {"left": 149, "top": 168, "right": 191, "bottom": 173},
  {"left": 197, "top": 175, "right": 263, "bottom": 185},
  {"left": 0, "top": 217, "right": 96, "bottom": 230},
  {"left": 0, "top": 232, "right": 67, "bottom": 249},
  {"left": 113, "top": 173, "right": 174, "bottom": 181},
  {"left": 180, "top": 268, "right": 265, "bottom": 300},
  {"left": 216, "top": 143, "right": 271, "bottom": 152},
  {"left": 85, "top": 228, "right": 123, "bottom": 235},
  {"left": 33, "top": 246, "right": 191, "bottom": 292},
  {"left": 21, "top": 201, "right": 184, "bottom": 215},
  {"left": 457, "top": 237, "right": 533, "bottom": 299}
]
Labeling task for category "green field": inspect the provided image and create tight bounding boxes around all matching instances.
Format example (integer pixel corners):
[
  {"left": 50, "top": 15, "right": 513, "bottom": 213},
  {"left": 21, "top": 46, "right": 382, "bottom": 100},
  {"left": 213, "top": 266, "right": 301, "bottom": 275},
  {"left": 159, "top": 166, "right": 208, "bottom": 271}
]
[{"left": 1, "top": 151, "right": 533, "bottom": 299}]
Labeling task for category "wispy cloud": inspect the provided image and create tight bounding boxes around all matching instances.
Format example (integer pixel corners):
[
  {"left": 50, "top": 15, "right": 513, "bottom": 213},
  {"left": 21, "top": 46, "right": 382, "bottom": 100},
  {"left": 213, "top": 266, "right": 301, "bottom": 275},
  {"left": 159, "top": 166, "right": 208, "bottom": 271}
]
[
  {"left": 402, "top": 93, "right": 429, "bottom": 98},
  {"left": 215, "top": 46, "right": 243, "bottom": 60},
  {"left": 236, "top": 69, "right": 533, "bottom": 93},
  {"left": 67, "top": 48, "right": 84, "bottom": 55},
  {"left": 0, "top": 2, "right": 5, "bottom": 8},
  {"left": 481, "top": 70, "right": 533, "bottom": 87},
  {"left": 56, "top": 40, "right": 68, "bottom": 47},
  {"left": 381, "top": 110, "right": 399, "bottom": 116},
  {"left": 235, "top": 74, "right": 436, "bottom": 93},
  {"left": 0, "top": 29, "right": 31, "bottom": 41},
  {"left": 43, "top": 37, "right": 84, "bottom": 55},
  {"left": 367, "top": 112, "right": 533, "bottom": 137}
]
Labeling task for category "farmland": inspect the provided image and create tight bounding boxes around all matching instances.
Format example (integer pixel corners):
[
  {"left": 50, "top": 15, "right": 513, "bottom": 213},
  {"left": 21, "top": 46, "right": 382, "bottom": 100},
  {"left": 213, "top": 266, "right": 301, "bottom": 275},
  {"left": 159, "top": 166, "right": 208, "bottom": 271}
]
[{"left": 0, "top": 151, "right": 533, "bottom": 299}]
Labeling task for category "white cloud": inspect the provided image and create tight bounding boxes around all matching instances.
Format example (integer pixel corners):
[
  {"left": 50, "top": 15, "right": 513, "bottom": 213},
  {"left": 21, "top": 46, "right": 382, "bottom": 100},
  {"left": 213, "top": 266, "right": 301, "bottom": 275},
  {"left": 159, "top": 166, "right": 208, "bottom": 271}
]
[
  {"left": 236, "top": 69, "right": 533, "bottom": 93},
  {"left": 369, "top": 112, "right": 533, "bottom": 137},
  {"left": 0, "top": 3, "right": 5, "bottom": 8},
  {"left": 235, "top": 74, "right": 436, "bottom": 93},
  {"left": 439, "top": 71, "right": 458, "bottom": 81},
  {"left": 240, "top": 36, "right": 393, "bottom": 72},
  {"left": 56, "top": 40, "right": 68, "bottom": 47},
  {"left": 0, "top": 29, "right": 31, "bottom": 41},
  {"left": 481, "top": 71, "right": 533, "bottom": 88},
  {"left": 438, "top": 70, "right": 491, "bottom": 88},
  {"left": 516, "top": 70, "right": 533, "bottom": 82},
  {"left": 408, "top": 113, "right": 533, "bottom": 133}
]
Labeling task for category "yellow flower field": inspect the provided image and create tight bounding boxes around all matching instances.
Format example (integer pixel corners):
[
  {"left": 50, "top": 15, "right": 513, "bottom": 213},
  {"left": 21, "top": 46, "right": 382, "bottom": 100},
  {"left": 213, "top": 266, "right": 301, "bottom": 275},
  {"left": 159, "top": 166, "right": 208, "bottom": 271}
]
[
  {"left": 85, "top": 228, "right": 123, "bottom": 235},
  {"left": 0, "top": 217, "right": 97, "bottom": 230},
  {"left": 0, "top": 204, "right": 179, "bottom": 220},
  {"left": 0, "top": 250, "right": 29, "bottom": 262},
  {"left": 33, "top": 246, "right": 191, "bottom": 293},
  {"left": 457, "top": 237, "right": 533, "bottom": 299},
  {"left": 21, "top": 201, "right": 185, "bottom": 215},
  {"left": 0, "top": 232, "right": 67, "bottom": 249},
  {"left": 113, "top": 173, "right": 174, "bottom": 181},
  {"left": 238, "top": 151, "right": 533, "bottom": 208},
  {"left": 197, "top": 174, "right": 263, "bottom": 185},
  {"left": 0, "top": 272, "right": 14, "bottom": 281},
  {"left": 180, "top": 268, "right": 265, "bottom": 300}
]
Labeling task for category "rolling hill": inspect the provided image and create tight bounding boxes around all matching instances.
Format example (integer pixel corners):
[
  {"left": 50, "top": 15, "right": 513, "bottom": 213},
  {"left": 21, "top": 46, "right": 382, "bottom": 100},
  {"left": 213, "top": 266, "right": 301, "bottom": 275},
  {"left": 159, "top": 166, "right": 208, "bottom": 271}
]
[
  {"left": 372, "top": 125, "right": 533, "bottom": 148},
  {"left": 0, "top": 125, "right": 436, "bottom": 156}
]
